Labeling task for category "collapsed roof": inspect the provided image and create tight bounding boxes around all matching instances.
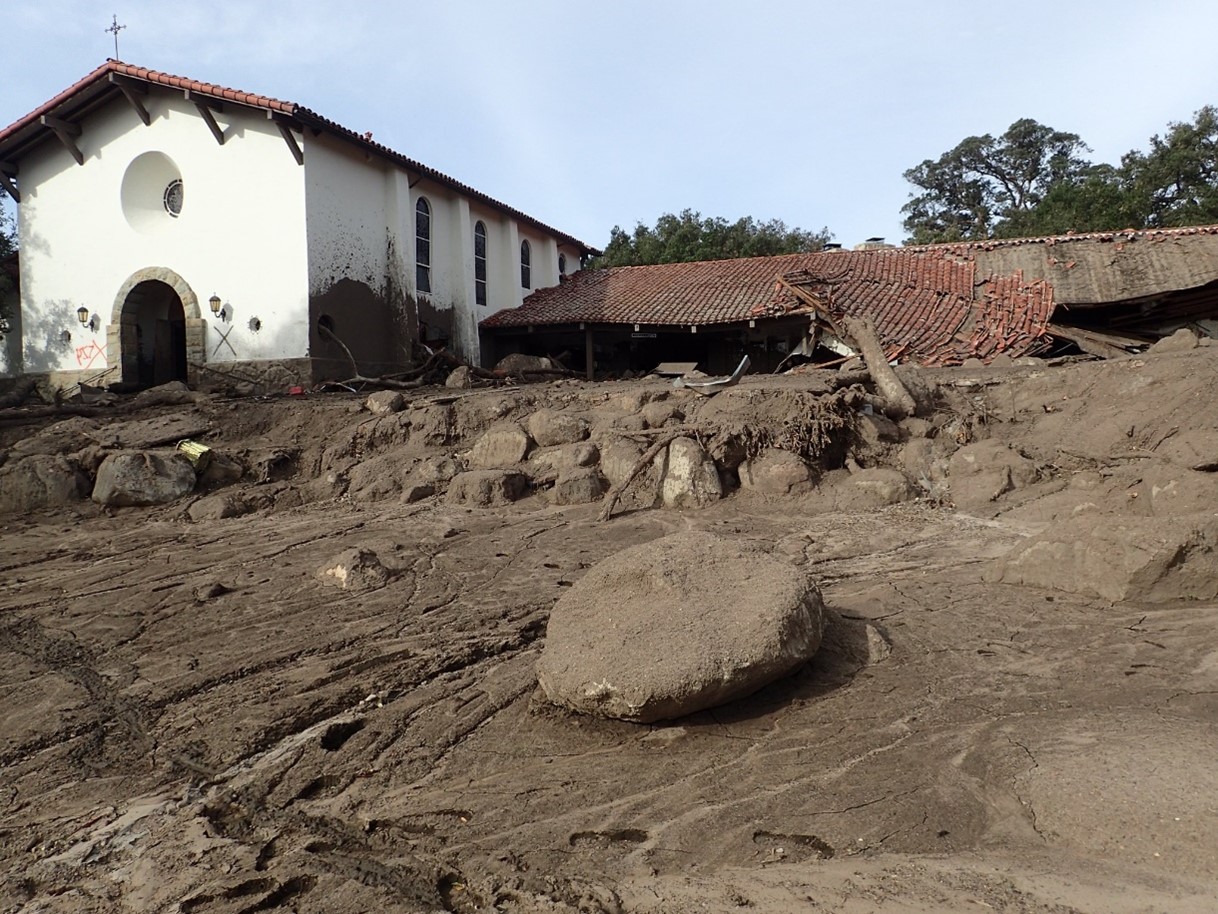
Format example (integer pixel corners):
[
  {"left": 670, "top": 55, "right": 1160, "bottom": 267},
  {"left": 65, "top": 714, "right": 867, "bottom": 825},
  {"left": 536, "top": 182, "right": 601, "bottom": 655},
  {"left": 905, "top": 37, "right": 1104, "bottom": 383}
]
[{"left": 483, "top": 225, "right": 1218, "bottom": 365}]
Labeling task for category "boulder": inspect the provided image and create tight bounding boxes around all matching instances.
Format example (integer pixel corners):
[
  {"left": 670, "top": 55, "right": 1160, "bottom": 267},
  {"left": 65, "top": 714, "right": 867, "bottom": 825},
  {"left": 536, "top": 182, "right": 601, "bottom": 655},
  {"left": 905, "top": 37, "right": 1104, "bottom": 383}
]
[
  {"left": 551, "top": 467, "right": 605, "bottom": 505},
  {"left": 187, "top": 492, "right": 255, "bottom": 521},
  {"left": 1146, "top": 328, "right": 1200, "bottom": 355},
  {"left": 537, "top": 531, "right": 825, "bottom": 723},
  {"left": 738, "top": 449, "right": 813, "bottom": 496},
  {"left": 401, "top": 482, "right": 436, "bottom": 503},
  {"left": 986, "top": 513, "right": 1218, "bottom": 603},
  {"left": 842, "top": 467, "right": 913, "bottom": 507},
  {"left": 92, "top": 452, "right": 196, "bottom": 507},
  {"left": 658, "top": 437, "right": 722, "bottom": 508},
  {"left": 446, "top": 469, "right": 528, "bottom": 507},
  {"left": 495, "top": 353, "right": 553, "bottom": 373},
  {"left": 641, "top": 401, "right": 683, "bottom": 428},
  {"left": 365, "top": 390, "right": 405, "bottom": 415},
  {"left": 527, "top": 442, "right": 599, "bottom": 477},
  {"left": 318, "top": 548, "right": 390, "bottom": 591},
  {"left": 468, "top": 423, "right": 532, "bottom": 468},
  {"left": 413, "top": 455, "right": 462, "bottom": 486},
  {"left": 445, "top": 365, "right": 476, "bottom": 389},
  {"left": 947, "top": 440, "right": 1038, "bottom": 510},
  {"left": 0, "top": 455, "right": 90, "bottom": 514},
  {"left": 527, "top": 409, "right": 589, "bottom": 447},
  {"left": 599, "top": 439, "right": 645, "bottom": 487}
]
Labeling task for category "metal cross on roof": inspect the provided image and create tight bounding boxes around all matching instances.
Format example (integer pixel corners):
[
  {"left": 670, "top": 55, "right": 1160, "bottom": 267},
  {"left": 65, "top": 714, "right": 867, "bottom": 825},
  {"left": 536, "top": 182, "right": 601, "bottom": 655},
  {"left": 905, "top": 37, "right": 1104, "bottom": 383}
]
[{"left": 105, "top": 14, "right": 126, "bottom": 58}]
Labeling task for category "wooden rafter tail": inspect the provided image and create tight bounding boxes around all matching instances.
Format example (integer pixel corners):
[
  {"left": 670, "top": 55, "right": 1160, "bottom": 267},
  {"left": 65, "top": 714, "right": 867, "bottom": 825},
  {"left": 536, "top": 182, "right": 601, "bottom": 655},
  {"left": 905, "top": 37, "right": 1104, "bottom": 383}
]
[
  {"left": 39, "top": 115, "right": 84, "bottom": 165},
  {"left": 0, "top": 163, "right": 18, "bottom": 203},
  {"left": 184, "top": 90, "right": 225, "bottom": 145},
  {"left": 268, "top": 112, "right": 303, "bottom": 165},
  {"left": 109, "top": 73, "right": 150, "bottom": 126}
]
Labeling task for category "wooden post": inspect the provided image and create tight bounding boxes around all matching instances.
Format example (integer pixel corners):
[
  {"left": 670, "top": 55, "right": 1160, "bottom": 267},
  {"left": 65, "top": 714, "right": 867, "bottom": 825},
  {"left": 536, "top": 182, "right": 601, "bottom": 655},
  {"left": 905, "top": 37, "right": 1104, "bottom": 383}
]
[{"left": 585, "top": 326, "right": 594, "bottom": 380}]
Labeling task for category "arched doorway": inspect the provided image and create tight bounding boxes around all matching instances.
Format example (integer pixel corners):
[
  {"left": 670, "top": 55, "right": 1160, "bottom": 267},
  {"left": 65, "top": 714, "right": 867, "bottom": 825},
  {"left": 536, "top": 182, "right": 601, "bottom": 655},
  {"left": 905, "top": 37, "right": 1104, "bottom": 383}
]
[
  {"left": 109, "top": 267, "right": 203, "bottom": 389},
  {"left": 119, "top": 280, "right": 187, "bottom": 387}
]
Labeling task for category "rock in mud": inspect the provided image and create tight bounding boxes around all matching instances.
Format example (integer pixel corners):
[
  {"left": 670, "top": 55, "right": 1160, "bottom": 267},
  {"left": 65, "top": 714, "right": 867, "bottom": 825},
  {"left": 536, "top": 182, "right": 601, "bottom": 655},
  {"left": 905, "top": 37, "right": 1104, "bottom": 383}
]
[
  {"left": 599, "top": 439, "right": 645, "bottom": 488},
  {"left": 537, "top": 531, "right": 824, "bottom": 723},
  {"left": 641, "top": 401, "right": 683, "bottom": 428},
  {"left": 842, "top": 467, "right": 913, "bottom": 507},
  {"left": 318, "top": 547, "right": 391, "bottom": 590},
  {"left": 468, "top": 423, "right": 533, "bottom": 468},
  {"left": 446, "top": 469, "right": 528, "bottom": 506},
  {"left": 527, "top": 409, "right": 589, "bottom": 447},
  {"left": 1146, "top": 327, "right": 1200, "bottom": 355},
  {"left": 986, "top": 513, "right": 1218, "bottom": 603},
  {"left": 92, "top": 452, "right": 196, "bottom": 507},
  {"left": 947, "top": 440, "right": 1038, "bottom": 510},
  {"left": 187, "top": 492, "right": 255, "bottom": 521},
  {"left": 551, "top": 467, "right": 605, "bottom": 505},
  {"left": 445, "top": 365, "right": 476, "bottom": 388},
  {"left": 739, "top": 448, "right": 813, "bottom": 495},
  {"left": 495, "top": 352, "right": 553, "bottom": 373},
  {"left": 658, "top": 437, "right": 722, "bottom": 508},
  {"left": 528, "top": 442, "right": 599, "bottom": 478},
  {"left": 0, "top": 454, "right": 90, "bottom": 513},
  {"left": 365, "top": 390, "right": 405, "bottom": 414}
]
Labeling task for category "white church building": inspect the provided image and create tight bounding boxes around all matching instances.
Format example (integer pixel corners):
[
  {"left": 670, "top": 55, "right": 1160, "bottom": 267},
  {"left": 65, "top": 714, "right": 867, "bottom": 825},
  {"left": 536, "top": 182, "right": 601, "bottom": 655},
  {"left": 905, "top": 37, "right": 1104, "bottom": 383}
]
[{"left": 0, "top": 61, "right": 594, "bottom": 390}]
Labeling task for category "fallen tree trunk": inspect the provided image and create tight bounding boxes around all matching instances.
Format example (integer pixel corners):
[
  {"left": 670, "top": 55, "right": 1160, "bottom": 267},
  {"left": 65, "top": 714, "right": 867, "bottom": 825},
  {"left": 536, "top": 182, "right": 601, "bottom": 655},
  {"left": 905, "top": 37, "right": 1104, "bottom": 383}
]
[
  {"left": 840, "top": 315, "right": 916, "bottom": 419},
  {"left": 597, "top": 430, "right": 685, "bottom": 522}
]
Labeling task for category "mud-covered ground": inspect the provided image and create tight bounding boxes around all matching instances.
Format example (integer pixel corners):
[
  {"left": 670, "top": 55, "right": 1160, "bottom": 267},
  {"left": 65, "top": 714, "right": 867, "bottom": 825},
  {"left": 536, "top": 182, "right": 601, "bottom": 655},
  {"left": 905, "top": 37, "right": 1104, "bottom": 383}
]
[{"left": 2, "top": 349, "right": 1218, "bottom": 913}]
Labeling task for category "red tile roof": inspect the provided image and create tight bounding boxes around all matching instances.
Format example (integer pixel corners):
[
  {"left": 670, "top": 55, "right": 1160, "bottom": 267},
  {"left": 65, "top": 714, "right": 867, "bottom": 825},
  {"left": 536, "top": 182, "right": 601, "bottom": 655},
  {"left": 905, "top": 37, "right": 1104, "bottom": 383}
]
[
  {"left": 481, "top": 252, "right": 828, "bottom": 328},
  {"left": 0, "top": 61, "right": 595, "bottom": 253},
  {"left": 768, "top": 250, "right": 1054, "bottom": 365},
  {"left": 906, "top": 223, "right": 1218, "bottom": 253},
  {"left": 482, "top": 248, "right": 1056, "bottom": 366}
]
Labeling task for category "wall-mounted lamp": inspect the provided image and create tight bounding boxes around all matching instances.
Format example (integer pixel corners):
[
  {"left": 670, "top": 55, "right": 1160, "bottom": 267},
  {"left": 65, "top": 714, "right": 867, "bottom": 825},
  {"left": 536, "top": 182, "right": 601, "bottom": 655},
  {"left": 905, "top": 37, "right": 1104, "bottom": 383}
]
[
  {"left": 76, "top": 306, "right": 100, "bottom": 332},
  {"left": 209, "top": 294, "right": 229, "bottom": 322}
]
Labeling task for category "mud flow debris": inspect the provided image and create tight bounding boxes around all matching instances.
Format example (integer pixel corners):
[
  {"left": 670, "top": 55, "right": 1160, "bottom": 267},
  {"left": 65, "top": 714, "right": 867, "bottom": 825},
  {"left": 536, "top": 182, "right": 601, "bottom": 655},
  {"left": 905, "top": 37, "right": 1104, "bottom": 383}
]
[{"left": 3, "top": 348, "right": 1218, "bottom": 911}]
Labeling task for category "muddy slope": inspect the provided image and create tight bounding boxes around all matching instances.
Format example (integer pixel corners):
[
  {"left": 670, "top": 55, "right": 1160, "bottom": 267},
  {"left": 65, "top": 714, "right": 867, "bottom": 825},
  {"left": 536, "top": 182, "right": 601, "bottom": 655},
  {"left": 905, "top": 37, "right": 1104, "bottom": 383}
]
[{"left": 2, "top": 352, "right": 1218, "bottom": 913}]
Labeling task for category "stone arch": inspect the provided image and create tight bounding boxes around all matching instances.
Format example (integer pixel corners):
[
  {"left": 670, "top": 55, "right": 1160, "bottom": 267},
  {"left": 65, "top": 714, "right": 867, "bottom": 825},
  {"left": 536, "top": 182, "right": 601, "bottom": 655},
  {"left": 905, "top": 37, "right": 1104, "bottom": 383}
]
[
  {"left": 107, "top": 267, "right": 205, "bottom": 387},
  {"left": 110, "top": 267, "right": 201, "bottom": 323}
]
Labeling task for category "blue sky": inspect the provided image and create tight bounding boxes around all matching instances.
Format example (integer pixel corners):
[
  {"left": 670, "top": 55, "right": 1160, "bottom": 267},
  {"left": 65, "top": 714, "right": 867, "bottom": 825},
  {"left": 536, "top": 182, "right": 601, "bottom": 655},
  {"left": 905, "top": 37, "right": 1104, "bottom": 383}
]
[{"left": 4, "top": 1, "right": 1218, "bottom": 249}]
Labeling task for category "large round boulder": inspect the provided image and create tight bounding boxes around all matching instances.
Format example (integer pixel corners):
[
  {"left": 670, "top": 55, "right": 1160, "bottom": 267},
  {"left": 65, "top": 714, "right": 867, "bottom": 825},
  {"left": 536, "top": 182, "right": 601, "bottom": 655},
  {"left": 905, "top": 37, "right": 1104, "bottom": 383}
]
[
  {"left": 537, "top": 531, "right": 824, "bottom": 723},
  {"left": 92, "top": 452, "right": 196, "bottom": 507}
]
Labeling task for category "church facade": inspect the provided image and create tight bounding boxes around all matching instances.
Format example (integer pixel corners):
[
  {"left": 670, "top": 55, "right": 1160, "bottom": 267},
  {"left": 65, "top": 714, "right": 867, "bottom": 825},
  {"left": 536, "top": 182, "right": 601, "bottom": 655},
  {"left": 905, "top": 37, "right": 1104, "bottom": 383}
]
[{"left": 0, "top": 61, "right": 593, "bottom": 390}]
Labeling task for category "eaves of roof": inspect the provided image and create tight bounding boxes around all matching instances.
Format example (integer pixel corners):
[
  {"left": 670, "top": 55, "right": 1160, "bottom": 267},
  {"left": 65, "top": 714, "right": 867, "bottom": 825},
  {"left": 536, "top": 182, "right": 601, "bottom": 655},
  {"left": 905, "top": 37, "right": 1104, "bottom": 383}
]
[
  {"left": 0, "top": 61, "right": 597, "bottom": 255},
  {"left": 905, "top": 223, "right": 1218, "bottom": 253}
]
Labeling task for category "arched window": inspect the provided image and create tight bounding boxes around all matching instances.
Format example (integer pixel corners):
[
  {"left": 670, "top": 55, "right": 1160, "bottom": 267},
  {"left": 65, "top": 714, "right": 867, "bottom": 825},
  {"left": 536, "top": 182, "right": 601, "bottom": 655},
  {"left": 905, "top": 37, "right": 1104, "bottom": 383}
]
[
  {"left": 474, "top": 221, "right": 488, "bottom": 306},
  {"left": 558, "top": 253, "right": 567, "bottom": 276},
  {"left": 415, "top": 197, "right": 432, "bottom": 294},
  {"left": 520, "top": 239, "right": 531, "bottom": 289}
]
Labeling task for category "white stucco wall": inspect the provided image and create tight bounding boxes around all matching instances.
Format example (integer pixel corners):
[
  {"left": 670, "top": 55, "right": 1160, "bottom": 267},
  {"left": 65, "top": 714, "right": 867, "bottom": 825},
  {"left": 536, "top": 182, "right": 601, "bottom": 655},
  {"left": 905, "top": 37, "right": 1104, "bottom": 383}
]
[
  {"left": 16, "top": 90, "right": 310, "bottom": 378},
  {"left": 13, "top": 76, "right": 585, "bottom": 379}
]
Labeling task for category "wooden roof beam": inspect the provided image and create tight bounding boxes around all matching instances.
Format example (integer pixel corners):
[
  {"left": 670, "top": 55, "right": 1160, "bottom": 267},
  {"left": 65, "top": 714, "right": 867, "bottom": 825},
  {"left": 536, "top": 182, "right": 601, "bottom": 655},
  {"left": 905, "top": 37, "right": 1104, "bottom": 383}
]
[
  {"left": 184, "top": 90, "right": 225, "bottom": 145},
  {"left": 39, "top": 115, "right": 84, "bottom": 165},
  {"left": 268, "top": 111, "right": 303, "bottom": 165},
  {"left": 109, "top": 73, "right": 150, "bottom": 126},
  {"left": 0, "top": 166, "right": 18, "bottom": 204}
]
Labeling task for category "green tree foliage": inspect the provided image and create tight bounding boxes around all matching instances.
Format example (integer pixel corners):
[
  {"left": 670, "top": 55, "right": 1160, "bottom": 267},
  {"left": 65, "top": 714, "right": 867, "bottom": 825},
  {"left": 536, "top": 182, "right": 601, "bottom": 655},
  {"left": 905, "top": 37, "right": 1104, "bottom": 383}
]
[
  {"left": 593, "top": 209, "right": 832, "bottom": 268},
  {"left": 1122, "top": 105, "right": 1218, "bottom": 228},
  {"left": 903, "top": 108, "right": 1218, "bottom": 243},
  {"left": 901, "top": 119, "right": 1091, "bottom": 243},
  {"left": 0, "top": 206, "right": 15, "bottom": 314}
]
